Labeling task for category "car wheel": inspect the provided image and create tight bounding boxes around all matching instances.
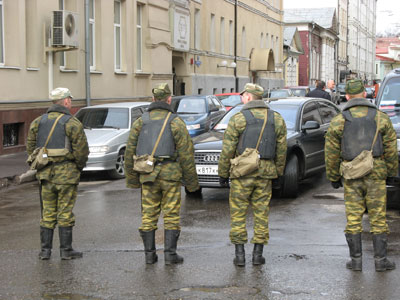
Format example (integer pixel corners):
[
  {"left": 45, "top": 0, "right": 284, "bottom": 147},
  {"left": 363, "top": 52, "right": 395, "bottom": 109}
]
[
  {"left": 108, "top": 148, "right": 125, "bottom": 179},
  {"left": 185, "top": 187, "right": 202, "bottom": 197},
  {"left": 280, "top": 155, "right": 299, "bottom": 198}
]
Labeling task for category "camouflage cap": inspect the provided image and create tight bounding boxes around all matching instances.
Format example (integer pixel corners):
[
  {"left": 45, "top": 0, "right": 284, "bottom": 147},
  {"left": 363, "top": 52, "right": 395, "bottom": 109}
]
[
  {"left": 240, "top": 83, "right": 264, "bottom": 98},
  {"left": 152, "top": 83, "right": 172, "bottom": 100},
  {"left": 345, "top": 79, "right": 365, "bottom": 95},
  {"left": 49, "top": 87, "right": 73, "bottom": 100}
]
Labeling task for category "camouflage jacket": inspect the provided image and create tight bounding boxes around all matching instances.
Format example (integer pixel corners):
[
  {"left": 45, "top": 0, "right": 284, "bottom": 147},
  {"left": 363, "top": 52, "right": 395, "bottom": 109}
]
[
  {"left": 218, "top": 100, "right": 287, "bottom": 179},
  {"left": 26, "top": 104, "right": 89, "bottom": 184},
  {"left": 124, "top": 101, "right": 199, "bottom": 191},
  {"left": 325, "top": 98, "right": 398, "bottom": 181}
]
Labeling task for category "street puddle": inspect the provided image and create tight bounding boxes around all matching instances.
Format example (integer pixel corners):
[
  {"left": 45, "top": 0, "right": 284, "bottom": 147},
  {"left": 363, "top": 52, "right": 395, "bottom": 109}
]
[
  {"left": 42, "top": 293, "right": 103, "bottom": 300},
  {"left": 180, "top": 285, "right": 260, "bottom": 296}
]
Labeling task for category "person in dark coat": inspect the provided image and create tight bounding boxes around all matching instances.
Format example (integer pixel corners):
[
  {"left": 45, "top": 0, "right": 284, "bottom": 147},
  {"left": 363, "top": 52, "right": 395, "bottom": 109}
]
[{"left": 306, "top": 81, "right": 331, "bottom": 101}]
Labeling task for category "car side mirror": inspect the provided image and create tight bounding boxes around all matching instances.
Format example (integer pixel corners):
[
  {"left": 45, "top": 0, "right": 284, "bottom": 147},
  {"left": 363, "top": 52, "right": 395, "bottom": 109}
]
[{"left": 301, "top": 120, "right": 320, "bottom": 131}]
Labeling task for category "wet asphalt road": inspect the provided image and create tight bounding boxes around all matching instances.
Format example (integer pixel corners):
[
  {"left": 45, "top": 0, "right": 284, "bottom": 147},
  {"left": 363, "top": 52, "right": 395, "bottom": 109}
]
[{"left": 1, "top": 173, "right": 400, "bottom": 300}]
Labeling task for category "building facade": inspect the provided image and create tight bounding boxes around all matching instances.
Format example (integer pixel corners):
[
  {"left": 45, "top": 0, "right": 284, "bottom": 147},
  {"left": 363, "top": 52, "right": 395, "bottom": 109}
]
[
  {"left": 375, "top": 37, "right": 400, "bottom": 80},
  {"left": 347, "top": 0, "right": 376, "bottom": 83},
  {"left": 283, "top": 26, "right": 304, "bottom": 86},
  {"left": 0, "top": 0, "right": 285, "bottom": 155}
]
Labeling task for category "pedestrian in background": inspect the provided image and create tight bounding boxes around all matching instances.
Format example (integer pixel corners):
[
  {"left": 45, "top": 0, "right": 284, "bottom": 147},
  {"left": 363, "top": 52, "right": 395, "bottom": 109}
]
[
  {"left": 26, "top": 87, "right": 89, "bottom": 260},
  {"left": 125, "top": 83, "right": 199, "bottom": 265},
  {"left": 325, "top": 79, "right": 398, "bottom": 272},
  {"left": 218, "top": 83, "right": 287, "bottom": 266},
  {"left": 306, "top": 80, "right": 332, "bottom": 101}
]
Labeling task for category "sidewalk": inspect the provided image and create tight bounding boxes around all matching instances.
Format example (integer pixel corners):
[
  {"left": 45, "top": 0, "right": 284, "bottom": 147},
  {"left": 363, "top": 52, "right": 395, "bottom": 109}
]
[{"left": 0, "top": 151, "right": 31, "bottom": 189}]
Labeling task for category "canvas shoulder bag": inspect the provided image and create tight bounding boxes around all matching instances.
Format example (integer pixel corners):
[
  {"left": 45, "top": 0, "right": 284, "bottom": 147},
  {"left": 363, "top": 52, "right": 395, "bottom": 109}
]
[
  {"left": 340, "top": 111, "right": 380, "bottom": 180},
  {"left": 28, "top": 114, "right": 64, "bottom": 171},
  {"left": 133, "top": 112, "right": 171, "bottom": 174},
  {"left": 230, "top": 111, "right": 268, "bottom": 178}
]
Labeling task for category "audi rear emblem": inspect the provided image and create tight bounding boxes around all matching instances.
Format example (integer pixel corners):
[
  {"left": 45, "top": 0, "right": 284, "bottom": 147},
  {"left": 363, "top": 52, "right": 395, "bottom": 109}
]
[{"left": 203, "top": 154, "right": 219, "bottom": 162}]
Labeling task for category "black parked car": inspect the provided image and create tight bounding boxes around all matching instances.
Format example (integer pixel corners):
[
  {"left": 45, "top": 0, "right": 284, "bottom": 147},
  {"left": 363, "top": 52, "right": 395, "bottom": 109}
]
[
  {"left": 191, "top": 97, "right": 341, "bottom": 198},
  {"left": 375, "top": 68, "right": 400, "bottom": 207},
  {"left": 337, "top": 83, "right": 346, "bottom": 101},
  {"left": 171, "top": 95, "right": 226, "bottom": 137}
]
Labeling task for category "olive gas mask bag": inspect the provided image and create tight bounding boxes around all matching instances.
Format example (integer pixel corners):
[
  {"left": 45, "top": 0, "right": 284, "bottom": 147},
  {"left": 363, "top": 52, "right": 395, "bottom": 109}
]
[
  {"left": 27, "top": 114, "right": 64, "bottom": 171},
  {"left": 133, "top": 112, "right": 171, "bottom": 174},
  {"left": 340, "top": 112, "right": 380, "bottom": 180},
  {"left": 230, "top": 112, "right": 267, "bottom": 178}
]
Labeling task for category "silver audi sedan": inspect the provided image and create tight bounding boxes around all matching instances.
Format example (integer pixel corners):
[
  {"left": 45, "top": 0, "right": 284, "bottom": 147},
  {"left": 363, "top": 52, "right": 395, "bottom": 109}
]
[{"left": 75, "top": 102, "right": 150, "bottom": 178}]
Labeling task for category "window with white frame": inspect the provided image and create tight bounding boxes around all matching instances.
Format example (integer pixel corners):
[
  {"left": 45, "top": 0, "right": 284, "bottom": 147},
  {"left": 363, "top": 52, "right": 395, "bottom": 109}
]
[
  {"left": 0, "top": 0, "right": 3, "bottom": 65},
  {"left": 114, "top": 0, "right": 121, "bottom": 71},
  {"left": 265, "top": 33, "right": 269, "bottom": 48},
  {"left": 89, "top": 0, "right": 95, "bottom": 69},
  {"left": 210, "top": 14, "right": 215, "bottom": 52},
  {"left": 260, "top": 33, "right": 264, "bottom": 48},
  {"left": 275, "top": 36, "right": 279, "bottom": 64},
  {"left": 194, "top": 9, "right": 200, "bottom": 49},
  {"left": 59, "top": 0, "right": 65, "bottom": 67},
  {"left": 229, "top": 20, "right": 233, "bottom": 55},
  {"left": 241, "top": 26, "right": 246, "bottom": 57},
  {"left": 220, "top": 17, "right": 225, "bottom": 54},
  {"left": 136, "top": 4, "right": 142, "bottom": 71}
]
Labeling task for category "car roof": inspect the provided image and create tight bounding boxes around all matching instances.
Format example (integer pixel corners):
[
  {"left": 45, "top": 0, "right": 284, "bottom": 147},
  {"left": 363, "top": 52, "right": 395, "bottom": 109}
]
[
  {"left": 267, "top": 97, "right": 333, "bottom": 106},
  {"left": 80, "top": 101, "right": 151, "bottom": 109},
  {"left": 215, "top": 93, "right": 240, "bottom": 96}
]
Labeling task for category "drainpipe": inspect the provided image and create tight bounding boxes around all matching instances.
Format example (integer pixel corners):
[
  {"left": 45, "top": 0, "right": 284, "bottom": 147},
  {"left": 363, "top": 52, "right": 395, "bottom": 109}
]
[
  {"left": 234, "top": 0, "right": 238, "bottom": 92},
  {"left": 84, "top": 0, "right": 91, "bottom": 106},
  {"left": 308, "top": 22, "right": 316, "bottom": 86}
]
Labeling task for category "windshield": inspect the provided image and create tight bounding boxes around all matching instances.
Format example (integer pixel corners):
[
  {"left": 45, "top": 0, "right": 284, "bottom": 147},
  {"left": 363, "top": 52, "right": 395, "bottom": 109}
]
[
  {"left": 75, "top": 108, "right": 129, "bottom": 129},
  {"left": 290, "top": 89, "right": 307, "bottom": 97},
  {"left": 337, "top": 84, "right": 345, "bottom": 92},
  {"left": 177, "top": 98, "right": 206, "bottom": 114},
  {"left": 379, "top": 77, "right": 400, "bottom": 125},
  {"left": 219, "top": 95, "right": 242, "bottom": 107},
  {"left": 270, "top": 90, "right": 290, "bottom": 98},
  {"left": 213, "top": 103, "right": 298, "bottom": 131}
]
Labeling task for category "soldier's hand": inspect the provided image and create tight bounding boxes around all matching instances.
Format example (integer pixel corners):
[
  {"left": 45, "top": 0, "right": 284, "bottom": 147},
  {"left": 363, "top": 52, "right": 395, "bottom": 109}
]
[
  {"left": 219, "top": 177, "right": 230, "bottom": 188},
  {"left": 331, "top": 179, "right": 343, "bottom": 189},
  {"left": 271, "top": 177, "right": 282, "bottom": 189}
]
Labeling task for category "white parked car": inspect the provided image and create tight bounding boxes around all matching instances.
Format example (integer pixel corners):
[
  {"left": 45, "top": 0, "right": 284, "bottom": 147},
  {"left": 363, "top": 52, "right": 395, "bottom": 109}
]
[{"left": 75, "top": 102, "right": 150, "bottom": 178}]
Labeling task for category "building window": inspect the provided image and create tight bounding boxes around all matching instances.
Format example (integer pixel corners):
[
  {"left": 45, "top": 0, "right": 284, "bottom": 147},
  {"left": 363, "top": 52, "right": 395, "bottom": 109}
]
[
  {"left": 210, "top": 14, "right": 215, "bottom": 52},
  {"left": 220, "top": 17, "right": 225, "bottom": 54},
  {"left": 229, "top": 20, "right": 233, "bottom": 55},
  {"left": 198, "top": 88, "right": 203, "bottom": 95},
  {"left": 260, "top": 33, "right": 264, "bottom": 48},
  {"left": 114, "top": 0, "right": 121, "bottom": 71},
  {"left": 241, "top": 27, "right": 246, "bottom": 57},
  {"left": 265, "top": 33, "right": 269, "bottom": 48},
  {"left": 213, "top": 88, "right": 217, "bottom": 94},
  {"left": 275, "top": 36, "right": 279, "bottom": 64},
  {"left": 59, "top": 0, "right": 65, "bottom": 67},
  {"left": 3, "top": 123, "right": 23, "bottom": 147},
  {"left": 89, "top": 0, "right": 95, "bottom": 70},
  {"left": 136, "top": 4, "right": 142, "bottom": 71},
  {"left": 194, "top": 9, "right": 200, "bottom": 49}
]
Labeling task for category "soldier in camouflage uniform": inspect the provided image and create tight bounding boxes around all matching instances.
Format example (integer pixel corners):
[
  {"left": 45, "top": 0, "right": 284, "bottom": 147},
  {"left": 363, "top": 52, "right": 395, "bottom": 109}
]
[
  {"left": 26, "top": 87, "right": 89, "bottom": 260},
  {"left": 325, "top": 79, "right": 398, "bottom": 272},
  {"left": 125, "top": 83, "right": 199, "bottom": 265},
  {"left": 218, "top": 83, "right": 287, "bottom": 266}
]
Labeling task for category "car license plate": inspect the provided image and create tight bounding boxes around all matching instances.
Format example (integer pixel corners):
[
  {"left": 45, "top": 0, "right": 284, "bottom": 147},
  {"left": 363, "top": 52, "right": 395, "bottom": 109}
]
[{"left": 196, "top": 165, "right": 218, "bottom": 175}]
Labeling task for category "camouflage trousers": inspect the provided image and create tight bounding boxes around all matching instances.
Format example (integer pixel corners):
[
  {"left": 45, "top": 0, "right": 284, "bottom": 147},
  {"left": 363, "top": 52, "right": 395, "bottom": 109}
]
[
  {"left": 344, "top": 178, "right": 389, "bottom": 234},
  {"left": 139, "top": 180, "right": 181, "bottom": 232},
  {"left": 229, "top": 177, "right": 272, "bottom": 245},
  {"left": 39, "top": 180, "right": 77, "bottom": 229}
]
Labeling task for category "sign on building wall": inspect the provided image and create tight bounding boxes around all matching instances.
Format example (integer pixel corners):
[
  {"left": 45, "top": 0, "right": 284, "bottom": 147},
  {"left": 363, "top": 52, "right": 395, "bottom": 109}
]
[{"left": 173, "top": 7, "right": 190, "bottom": 52}]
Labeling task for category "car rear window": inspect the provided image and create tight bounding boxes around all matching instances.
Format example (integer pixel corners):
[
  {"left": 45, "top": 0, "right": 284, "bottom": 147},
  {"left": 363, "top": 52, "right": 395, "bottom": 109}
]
[{"left": 76, "top": 108, "right": 129, "bottom": 129}]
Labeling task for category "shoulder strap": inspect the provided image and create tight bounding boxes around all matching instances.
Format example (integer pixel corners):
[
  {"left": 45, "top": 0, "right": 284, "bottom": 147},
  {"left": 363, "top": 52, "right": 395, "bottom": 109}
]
[
  {"left": 342, "top": 110, "right": 353, "bottom": 122},
  {"left": 256, "top": 111, "right": 268, "bottom": 149},
  {"left": 43, "top": 114, "right": 64, "bottom": 149},
  {"left": 141, "top": 112, "right": 150, "bottom": 123},
  {"left": 371, "top": 110, "right": 381, "bottom": 151},
  {"left": 151, "top": 112, "right": 172, "bottom": 157}
]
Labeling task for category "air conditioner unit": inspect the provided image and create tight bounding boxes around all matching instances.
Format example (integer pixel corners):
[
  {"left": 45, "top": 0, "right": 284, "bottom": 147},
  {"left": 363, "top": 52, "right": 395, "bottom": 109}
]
[{"left": 52, "top": 10, "right": 79, "bottom": 48}]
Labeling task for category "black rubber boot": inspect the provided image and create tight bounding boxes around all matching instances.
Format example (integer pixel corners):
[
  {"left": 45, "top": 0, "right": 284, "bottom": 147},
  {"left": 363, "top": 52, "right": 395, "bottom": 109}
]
[
  {"left": 39, "top": 227, "right": 54, "bottom": 260},
  {"left": 373, "top": 233, "right": 396, "bottom": 272},
  {"left": 59, "top": 226, "right": 83, "bottom": 260},
  {"left": 164, "top": 230, "right": 184, "bottom": 265},
  {"left": 345, "top": 233, "right": 362, "bottom": 271},
  {"left": 252, "top": 244, "right": 265, "bottom": 265},
  {"left": 233, "top": 244, "right": 245, "bottom": 266},
  {"left": 139, "top": 230, "right": 158, "bottom": 264}
]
